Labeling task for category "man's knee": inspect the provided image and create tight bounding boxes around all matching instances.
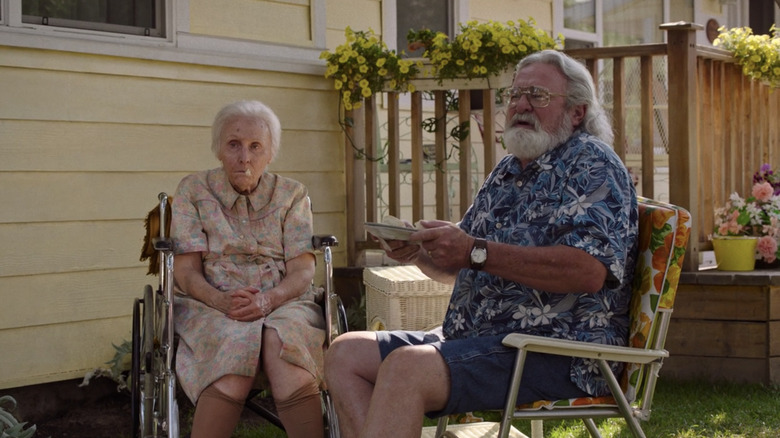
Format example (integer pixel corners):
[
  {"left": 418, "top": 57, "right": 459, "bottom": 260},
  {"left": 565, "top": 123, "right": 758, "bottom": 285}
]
[{"left": 325, "top": 331, "right": 373, "bottom": 366}]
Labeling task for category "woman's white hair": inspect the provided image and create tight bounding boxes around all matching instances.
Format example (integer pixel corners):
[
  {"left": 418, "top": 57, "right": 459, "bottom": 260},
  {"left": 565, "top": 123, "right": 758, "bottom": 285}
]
[
  {"left": 516, "top": 50, "right": 614, "bottom": 145},
  {"left": 211, "top": 100, "right": 282, "bottom": 161}
]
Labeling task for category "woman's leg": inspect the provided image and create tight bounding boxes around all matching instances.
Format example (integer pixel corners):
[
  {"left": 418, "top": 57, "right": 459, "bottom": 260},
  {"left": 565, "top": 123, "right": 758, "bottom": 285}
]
[
  {"left": 262, "top": 327, "right": 324, "bottom": 438},
  {"left": 190, "top": 374, "right": 253, "bottom": 438}
]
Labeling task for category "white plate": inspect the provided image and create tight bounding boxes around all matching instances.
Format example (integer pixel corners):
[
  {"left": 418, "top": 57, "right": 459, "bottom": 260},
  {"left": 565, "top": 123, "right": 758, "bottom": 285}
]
[{"left": 364, "top": 222, "right": 417, "bottom": 241}]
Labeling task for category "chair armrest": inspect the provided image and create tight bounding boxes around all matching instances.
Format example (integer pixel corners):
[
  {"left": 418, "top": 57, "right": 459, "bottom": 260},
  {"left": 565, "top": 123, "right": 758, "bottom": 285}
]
[{"left": 501, "top": 333, "right": 668, "bottom": 364}]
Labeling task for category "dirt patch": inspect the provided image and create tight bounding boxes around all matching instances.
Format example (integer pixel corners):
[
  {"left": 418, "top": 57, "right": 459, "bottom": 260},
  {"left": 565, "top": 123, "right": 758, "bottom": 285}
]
[
  {"left": 7, "top": 379, "right": 271, "bottom": 438},
  {"left": 33, "top": 391, "right": 134, "bottom": 438}
]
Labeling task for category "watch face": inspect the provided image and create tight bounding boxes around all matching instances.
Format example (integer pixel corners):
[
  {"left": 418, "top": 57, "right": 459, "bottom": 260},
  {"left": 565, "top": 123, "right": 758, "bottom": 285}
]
[{"left": 471, "top": 248, "right": 487, "bottom": 263}]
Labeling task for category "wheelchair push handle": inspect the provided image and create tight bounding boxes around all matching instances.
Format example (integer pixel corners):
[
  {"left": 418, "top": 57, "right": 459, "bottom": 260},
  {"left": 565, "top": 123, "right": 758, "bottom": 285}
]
[
  {"left": 158, "top": 193, "right": 169, "bottom": 239},
  {"left": 312, "top": 235, "right": 338, "bottom": 250}
]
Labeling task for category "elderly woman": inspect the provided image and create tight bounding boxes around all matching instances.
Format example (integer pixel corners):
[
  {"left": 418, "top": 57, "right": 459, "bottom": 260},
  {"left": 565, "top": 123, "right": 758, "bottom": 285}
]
[{"left": 171, "top": 100, "right": 325, "bottom": 438}]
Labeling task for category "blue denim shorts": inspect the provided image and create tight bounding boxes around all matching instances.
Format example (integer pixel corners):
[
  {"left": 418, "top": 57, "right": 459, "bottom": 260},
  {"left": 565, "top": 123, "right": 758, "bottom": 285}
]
[{"left": 376, "top": 329, "right": 590, "bottom": 417}]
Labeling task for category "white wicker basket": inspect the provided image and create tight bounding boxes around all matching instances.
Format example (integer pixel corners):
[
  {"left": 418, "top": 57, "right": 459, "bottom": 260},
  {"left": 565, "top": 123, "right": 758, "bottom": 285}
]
[{"left": 363, "top": 265, "right": 452, "bottom": 331}]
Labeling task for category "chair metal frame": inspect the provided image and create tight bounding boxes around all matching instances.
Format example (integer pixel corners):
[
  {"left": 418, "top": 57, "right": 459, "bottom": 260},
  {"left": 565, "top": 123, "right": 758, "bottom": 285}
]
[
  {"left": 131, "top": 192, "right": 347, "bottom": 438},
  {"left": 434, "top": 197, "right": 691, "bottom": 438}
]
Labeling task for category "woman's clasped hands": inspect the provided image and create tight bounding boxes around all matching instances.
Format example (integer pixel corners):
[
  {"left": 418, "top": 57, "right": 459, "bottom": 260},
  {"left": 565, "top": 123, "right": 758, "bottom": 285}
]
[{"left": 224, "top": 287, "right": 274, "bottom": 321}]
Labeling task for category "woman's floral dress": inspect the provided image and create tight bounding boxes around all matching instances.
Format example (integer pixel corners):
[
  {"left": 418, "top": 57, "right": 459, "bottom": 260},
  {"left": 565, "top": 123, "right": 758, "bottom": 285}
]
[{"left": 171, "top": 168, "right": 325, "bottom": 403}]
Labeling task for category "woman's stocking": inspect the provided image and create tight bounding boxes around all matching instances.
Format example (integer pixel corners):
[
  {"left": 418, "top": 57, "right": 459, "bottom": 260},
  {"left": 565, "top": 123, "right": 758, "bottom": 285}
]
[
  {"left": 274, "top": 379, "right": 324, "bottom": 438},
  {"left": 190, "top": 384, "right": 245, "bottom": 438}
]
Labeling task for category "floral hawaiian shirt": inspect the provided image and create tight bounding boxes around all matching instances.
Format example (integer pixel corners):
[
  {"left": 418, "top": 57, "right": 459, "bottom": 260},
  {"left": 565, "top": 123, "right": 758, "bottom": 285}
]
[{"left": 441, "top": 130, "right": 639, "bottom": 396}]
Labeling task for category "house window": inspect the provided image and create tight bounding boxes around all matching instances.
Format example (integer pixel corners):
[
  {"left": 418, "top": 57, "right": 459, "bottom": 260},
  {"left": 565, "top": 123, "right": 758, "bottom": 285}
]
[
  {"left": 383, "top": 0, "right": 465, "bottom": 55},
  {"left": 565, "top": 0, "right": 596, "bottom": 33},
  {"left": 20, "top": 0, "right": 165, "bottom": 37},
  {"left": 396, "top": 0, "right": 453, "bottom": 57}
]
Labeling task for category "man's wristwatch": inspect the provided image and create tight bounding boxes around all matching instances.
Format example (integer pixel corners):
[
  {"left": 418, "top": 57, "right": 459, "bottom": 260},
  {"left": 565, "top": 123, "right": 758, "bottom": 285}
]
[{"left": 469, "top": 238, "right": 488, "bottom": 270}]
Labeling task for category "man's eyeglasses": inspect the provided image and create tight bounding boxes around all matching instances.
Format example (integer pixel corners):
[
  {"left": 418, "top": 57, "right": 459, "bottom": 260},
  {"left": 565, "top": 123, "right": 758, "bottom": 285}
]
[{"left": 500, "top": 86, "right": 568, "bottom": 108}]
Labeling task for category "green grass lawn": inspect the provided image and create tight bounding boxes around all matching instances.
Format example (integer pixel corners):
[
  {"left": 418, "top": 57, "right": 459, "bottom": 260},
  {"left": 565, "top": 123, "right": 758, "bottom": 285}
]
[{"left": 233, "top": 379, "right": 780, "bottom": 437}]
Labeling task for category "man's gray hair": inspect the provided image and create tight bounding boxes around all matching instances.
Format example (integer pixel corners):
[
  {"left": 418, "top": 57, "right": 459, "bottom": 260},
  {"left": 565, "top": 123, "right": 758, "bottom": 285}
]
[
  {"left": 211, "top": 100, "right": 282, "bottom": 161},
  {"left": 516, "top": 50, "right": 614, "bottom": 144}
]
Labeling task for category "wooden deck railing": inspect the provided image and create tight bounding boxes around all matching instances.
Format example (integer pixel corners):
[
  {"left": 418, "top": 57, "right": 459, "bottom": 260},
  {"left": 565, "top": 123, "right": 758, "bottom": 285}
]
[{"left": 343, "top": 22, "right": 780, "bottom": 271}]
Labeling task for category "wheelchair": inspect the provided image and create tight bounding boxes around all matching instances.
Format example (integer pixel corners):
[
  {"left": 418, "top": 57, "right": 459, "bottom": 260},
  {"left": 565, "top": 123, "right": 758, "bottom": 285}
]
[{"left": 131, "top": 192, "right": 348, "bottom": 438}]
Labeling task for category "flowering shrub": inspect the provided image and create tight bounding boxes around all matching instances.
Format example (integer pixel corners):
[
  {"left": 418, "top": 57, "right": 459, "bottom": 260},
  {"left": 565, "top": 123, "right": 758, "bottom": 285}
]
[
  {"left": 714, "top": 25, "right": 780, "bottom": 89},
  {"left": 408, "top": 18, "right": 563, "bottom": 83},
  {"left": 714, "top": 165, "right": 780, "bottom": 263},
  {"left": 320, "top": 27, "right": 420, "bottom": 110}
]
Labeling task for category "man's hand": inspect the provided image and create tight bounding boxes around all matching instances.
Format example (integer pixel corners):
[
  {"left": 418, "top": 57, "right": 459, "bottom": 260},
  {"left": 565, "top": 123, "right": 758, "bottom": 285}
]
[{"left": 411, "top": 220, "right": 473, "bottom": 271}]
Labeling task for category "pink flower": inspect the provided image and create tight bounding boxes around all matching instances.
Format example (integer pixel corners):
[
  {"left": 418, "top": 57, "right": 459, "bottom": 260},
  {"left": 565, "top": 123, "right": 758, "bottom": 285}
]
[
  {"left": 752, "top": 181, "right": 774, "bottom": 202},
  {"left": 757, "top": 235, "right": 778, "bottom": 263}
]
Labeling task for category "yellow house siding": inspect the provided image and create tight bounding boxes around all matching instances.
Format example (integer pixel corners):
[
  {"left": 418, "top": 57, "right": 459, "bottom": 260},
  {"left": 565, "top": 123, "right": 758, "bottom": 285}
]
[
  {"left": 0, "top": 46, "right": 344, "bottom": 389},
  {"left": 190, "top": 0, "right": 315, "bottom": 45},
  {"left": 324, "top": 0, "right": 382, "bottom": 46},
  {"left": 470, "top": 0, "right": 553, "bottom": 29}
]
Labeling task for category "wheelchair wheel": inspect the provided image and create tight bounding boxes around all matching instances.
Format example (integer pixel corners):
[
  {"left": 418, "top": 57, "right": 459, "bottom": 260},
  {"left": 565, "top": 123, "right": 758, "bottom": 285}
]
[
  {"left": 322, "top": 390, "right": 340, "bottom": 438},
  {"left": 131, "top": 285, "right": 155, "bottom": 438},
  {"left": 132, "top": 283, "right": 180, "bottom": 438},
  {"left": 331, "top": 293, "right": 349, "bottom": 337},
  {"left": 131, "top": 294, "right": 143, "bottom": 438}
]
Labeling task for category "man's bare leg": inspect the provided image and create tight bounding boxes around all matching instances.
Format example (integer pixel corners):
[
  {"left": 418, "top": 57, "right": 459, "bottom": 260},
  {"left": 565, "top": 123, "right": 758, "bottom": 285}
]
[
  {"left": 325, "top": 331, "right": 383, "bottom": 437},
  {"left": 361, "top": 344, "right": 450, "bottom": 438},
  {"left": 325, "top": 332, "right": 450, "bottom": 438}
]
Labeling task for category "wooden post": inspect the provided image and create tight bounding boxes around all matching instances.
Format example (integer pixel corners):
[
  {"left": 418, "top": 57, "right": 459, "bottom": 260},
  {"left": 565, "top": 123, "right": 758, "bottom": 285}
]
[
  {"left": 434, "top": 90, "right": 450, "bottom": 221},
  {"left": 458, "top": 89, "right": 472, "bottom": 217},
  {"left": 365, "top": 96, "right": 377, "bottom": 225},
  {"left": 612, "top": 57, "right": 626, "bottom": 163},
  {"left": 482, "top": 89, "right": 497, "bottom": 175},
  {"left": 387, "top": 92, "right": 401, "bottom": 218},
  {"left": 411, "top": 91, "right": 424, "bottom": 222},
  {"left": 661, "top": 21, "right": 702, "bottom": 271},
  {"left": 345, "top": 106, "right": 365, "bottom": 266},
  {"left": 639, "top": 55, "right": 654, "bottom": 199}
]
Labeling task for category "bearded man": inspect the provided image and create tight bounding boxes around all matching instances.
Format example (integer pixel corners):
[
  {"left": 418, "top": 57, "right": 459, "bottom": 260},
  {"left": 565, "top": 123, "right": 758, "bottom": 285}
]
[{"left": 324, "top": 50, "right": 639, "bottom": 438}]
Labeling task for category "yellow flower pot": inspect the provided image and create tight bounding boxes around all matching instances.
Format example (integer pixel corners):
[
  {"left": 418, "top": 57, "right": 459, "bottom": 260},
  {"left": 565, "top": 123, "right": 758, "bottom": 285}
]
[{"left": 712, "top": 236, "right": 758, "bottom": 271}]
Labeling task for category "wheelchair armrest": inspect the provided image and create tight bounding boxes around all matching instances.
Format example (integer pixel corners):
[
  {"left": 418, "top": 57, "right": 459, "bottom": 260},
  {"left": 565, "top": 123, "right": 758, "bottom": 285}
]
[
  {"left": 152, "top": 237, "right": 174, "bottom": 252},
  {"left": 312, "top": 234, "right": 338, "bottom": 250},
  {"left": 501, "top": 333, "right": 668, "bottom": 364}
]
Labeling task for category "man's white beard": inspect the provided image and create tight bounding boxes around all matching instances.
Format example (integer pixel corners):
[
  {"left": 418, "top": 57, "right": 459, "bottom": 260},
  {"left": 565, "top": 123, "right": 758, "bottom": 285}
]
[{"left": 504, "top": 112, "right": 575, "bottom": 162}]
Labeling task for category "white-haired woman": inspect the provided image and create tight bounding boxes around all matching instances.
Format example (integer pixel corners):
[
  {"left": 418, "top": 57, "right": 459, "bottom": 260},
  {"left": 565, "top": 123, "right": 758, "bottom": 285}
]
[{"left": 171, "top": 100, "right": 325, "bottom": 438}]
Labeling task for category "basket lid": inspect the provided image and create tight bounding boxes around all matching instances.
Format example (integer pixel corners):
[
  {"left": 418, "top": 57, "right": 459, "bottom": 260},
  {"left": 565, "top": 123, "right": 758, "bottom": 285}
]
[{"left": 363, "top": 265, "right": 452, "bottom": 296}]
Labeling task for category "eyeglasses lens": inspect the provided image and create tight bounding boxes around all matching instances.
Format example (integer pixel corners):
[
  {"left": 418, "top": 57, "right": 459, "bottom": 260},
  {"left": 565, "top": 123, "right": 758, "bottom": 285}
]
[{"left": 502, "top": 87, "right": 551, "bottom": 108}]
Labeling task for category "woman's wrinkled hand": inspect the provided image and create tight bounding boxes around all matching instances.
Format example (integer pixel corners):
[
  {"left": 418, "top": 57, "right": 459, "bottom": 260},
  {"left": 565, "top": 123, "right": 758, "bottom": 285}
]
[{"left": 225, "top": 287, "right": 272, "bottom": 321}]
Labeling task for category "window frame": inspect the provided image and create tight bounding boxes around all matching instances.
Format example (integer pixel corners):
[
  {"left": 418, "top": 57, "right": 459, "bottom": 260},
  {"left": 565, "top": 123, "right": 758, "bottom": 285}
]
[
  {"left": 553, "top": 0, "right": 603, "bottom": 48},
  {"left": 20, "top": 0, "right": 166, "bottom": 38},
  {"left": 0, "top": 0, "right": 328, "bottom": 76},
  {"left": 382, "top": 0, "right": 468, "bottom": 54}
]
